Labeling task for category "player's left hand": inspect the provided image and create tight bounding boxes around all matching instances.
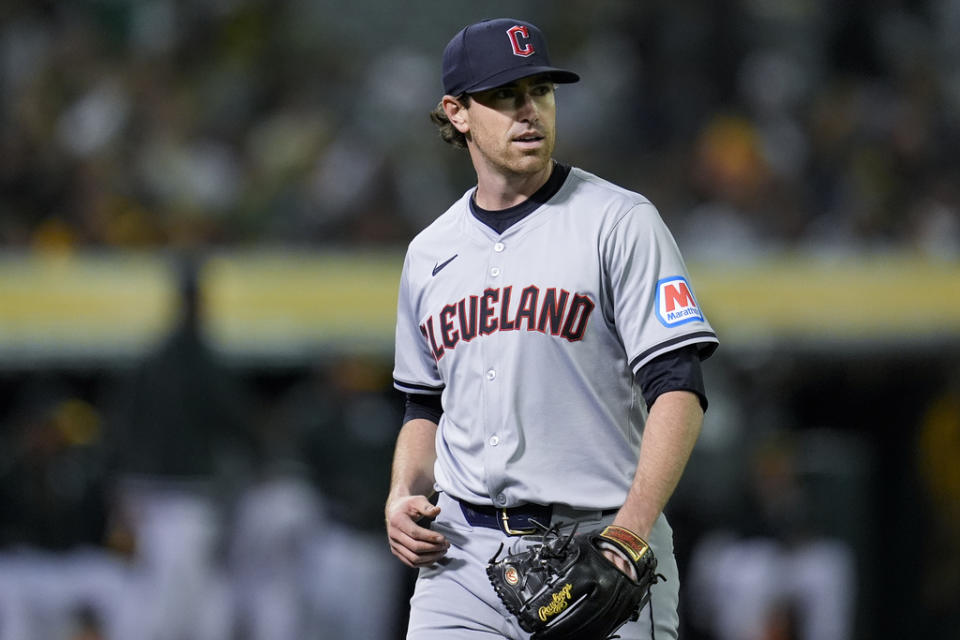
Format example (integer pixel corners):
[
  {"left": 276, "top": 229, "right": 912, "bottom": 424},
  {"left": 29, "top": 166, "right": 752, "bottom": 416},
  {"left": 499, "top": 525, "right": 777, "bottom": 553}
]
[
  {"left": 602, "top": 546, "right": 638, "bottom": 581},
  {"left": 604, "top": 516, "right": 653, "bottom": 580}
]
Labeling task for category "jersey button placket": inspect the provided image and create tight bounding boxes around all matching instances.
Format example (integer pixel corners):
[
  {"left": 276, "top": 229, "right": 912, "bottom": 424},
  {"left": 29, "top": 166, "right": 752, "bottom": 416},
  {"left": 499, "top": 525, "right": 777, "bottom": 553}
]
[
  {"left": 483, "top": 240, "right": 507, "bottom": 504},
  {"left": 490, "top": 242, "right": 503, "bottom": 277}
]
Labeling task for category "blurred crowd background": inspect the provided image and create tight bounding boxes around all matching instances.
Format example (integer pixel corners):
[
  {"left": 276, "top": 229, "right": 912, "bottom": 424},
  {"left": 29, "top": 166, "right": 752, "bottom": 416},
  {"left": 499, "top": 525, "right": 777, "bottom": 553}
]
[
  {"left": 4, "top": 0, "right": 960, "bottom": 254},
  {"left": 1, "top": 1, "right": 959, "bottom": 639}
]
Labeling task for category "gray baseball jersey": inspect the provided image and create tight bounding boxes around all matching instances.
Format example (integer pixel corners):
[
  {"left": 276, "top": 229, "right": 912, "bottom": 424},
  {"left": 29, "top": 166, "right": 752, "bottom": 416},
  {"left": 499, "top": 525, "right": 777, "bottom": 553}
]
[{"left": 393, "top": 166, "right": 718, "bottom": 510}]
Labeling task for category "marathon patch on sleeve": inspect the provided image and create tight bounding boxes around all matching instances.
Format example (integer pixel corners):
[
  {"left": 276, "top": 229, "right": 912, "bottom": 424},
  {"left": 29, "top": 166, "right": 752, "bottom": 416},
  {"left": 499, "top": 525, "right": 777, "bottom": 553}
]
[{"left": 655, "top": 276, "right": 703, "bottom": 327}]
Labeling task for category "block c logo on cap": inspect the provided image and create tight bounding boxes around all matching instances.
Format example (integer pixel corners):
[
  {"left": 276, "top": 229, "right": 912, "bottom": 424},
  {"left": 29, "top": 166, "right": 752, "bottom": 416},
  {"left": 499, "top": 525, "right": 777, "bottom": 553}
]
[{"left": 506, "top": 25, "right": 535, "bottom": 57}]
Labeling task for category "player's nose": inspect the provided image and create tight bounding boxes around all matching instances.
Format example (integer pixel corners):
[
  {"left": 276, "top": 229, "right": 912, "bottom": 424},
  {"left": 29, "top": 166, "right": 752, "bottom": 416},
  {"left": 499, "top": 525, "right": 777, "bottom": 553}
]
[{"left": 514, "top": 91, "right": 540, "bottom": 121}]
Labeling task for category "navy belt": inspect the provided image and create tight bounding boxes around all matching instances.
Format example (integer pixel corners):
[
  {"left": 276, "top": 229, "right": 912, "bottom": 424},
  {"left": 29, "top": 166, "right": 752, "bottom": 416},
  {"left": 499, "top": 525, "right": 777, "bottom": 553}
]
[{"left": 457, "top": 498, "right": 618, "bottom": 536}]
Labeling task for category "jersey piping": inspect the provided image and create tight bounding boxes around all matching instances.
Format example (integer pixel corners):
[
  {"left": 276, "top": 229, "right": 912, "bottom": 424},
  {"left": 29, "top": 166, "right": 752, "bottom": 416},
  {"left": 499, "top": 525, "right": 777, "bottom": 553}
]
[
  {"left": 394, "top": 378, "right": 444, "bottom": 395},
  {"left": 629, "top": 331, "right": 719, "bottom": 372}
]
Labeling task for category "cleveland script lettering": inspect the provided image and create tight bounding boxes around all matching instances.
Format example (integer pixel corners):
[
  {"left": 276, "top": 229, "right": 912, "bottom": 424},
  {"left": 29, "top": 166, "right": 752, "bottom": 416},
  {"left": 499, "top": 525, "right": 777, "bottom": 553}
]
[{"left": 419, "top": 285, "right": 596, "bottom": 360}]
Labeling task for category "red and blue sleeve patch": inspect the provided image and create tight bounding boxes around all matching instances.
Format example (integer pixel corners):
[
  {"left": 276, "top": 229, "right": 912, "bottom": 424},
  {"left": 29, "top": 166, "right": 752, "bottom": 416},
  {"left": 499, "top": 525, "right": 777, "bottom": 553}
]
[{"left": 655, "top": 276, "right": 704, "bottom": 327}]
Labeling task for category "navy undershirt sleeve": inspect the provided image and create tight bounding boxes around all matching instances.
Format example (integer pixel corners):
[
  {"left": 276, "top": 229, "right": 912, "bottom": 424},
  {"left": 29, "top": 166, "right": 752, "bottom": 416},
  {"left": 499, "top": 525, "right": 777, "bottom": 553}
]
[
  {"left": 403, "top": 392, "right": 443, "bottom": 425},
  {"left": 635, "top": 345, "right": 708, "bottom": 411}
]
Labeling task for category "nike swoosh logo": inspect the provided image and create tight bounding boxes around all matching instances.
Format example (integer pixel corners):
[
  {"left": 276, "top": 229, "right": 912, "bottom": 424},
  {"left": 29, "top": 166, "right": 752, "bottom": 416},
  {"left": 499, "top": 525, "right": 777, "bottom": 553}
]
[{"left": 432, "top": 254, "right": 458, "bottom": 276}]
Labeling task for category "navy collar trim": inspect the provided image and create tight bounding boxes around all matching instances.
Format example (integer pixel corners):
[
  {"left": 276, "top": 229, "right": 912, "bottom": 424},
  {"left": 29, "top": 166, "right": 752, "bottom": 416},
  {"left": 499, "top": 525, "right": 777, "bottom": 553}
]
[{"left": 469, "top": 162, "right": 571, "bottom": 235}]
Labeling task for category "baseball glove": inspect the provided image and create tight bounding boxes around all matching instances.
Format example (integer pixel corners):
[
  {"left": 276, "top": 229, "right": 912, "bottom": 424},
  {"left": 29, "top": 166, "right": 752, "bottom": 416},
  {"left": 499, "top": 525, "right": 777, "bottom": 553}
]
[{"left": 486, "top": 522, "right": 661, "bottom": 640}]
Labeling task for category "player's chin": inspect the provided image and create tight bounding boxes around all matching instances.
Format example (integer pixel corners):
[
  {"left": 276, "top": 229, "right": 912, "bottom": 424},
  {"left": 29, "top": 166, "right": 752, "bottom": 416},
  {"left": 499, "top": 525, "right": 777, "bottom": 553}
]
[{"left": 509, "top": 152, "right": 551, "bottom": 174}]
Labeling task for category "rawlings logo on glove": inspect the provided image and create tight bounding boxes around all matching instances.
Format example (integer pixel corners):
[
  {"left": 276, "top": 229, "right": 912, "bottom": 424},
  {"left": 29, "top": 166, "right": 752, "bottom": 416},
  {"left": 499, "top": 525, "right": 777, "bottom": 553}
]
[
  {"left": 538, "top": 583, "right": 573, "bottom": 621},
  {"left": 486, "top": 523, "right": 662, "bottom": 640}
]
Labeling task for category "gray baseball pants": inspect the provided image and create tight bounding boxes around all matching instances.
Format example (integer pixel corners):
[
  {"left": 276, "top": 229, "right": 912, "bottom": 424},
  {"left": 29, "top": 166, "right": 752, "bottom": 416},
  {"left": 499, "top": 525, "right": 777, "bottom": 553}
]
[{"left": 405, "top": 491, "right": 680, "bottom": 639}]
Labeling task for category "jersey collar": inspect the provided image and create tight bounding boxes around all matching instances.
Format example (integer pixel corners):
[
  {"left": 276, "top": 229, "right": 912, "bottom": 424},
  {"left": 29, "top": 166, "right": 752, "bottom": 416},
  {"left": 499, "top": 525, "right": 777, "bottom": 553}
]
[{"left": 469, "top": 161, "right": 571, "bottom": 235}]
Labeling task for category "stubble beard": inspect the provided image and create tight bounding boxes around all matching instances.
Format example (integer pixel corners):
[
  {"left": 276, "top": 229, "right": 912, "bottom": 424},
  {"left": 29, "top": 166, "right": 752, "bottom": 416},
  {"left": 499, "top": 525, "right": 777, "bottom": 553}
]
[{"left": 493, "top": 132, "right": 555, "bottom": 179}]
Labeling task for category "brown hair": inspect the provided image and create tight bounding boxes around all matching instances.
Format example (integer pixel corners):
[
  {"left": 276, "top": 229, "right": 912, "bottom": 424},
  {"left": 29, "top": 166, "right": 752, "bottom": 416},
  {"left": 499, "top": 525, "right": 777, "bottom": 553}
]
[{"left": 429, "top": 95, "right": 470, "bottom": 149}]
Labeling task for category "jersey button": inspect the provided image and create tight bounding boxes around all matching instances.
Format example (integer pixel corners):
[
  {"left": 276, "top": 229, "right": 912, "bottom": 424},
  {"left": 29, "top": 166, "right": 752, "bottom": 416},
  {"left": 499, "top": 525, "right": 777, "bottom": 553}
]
[
  {"left": 490, "top": 267, "right": 501, "bottom": 277},
  {"left": 494, "top": 242, "right": 505, "bottom": 252},
  {"left": 496, "top": 494, "right": 507, "bottom": 506},
  {"left": 486, "top": 369, "right": 496, "bottom": 381},
  {"left": 489, "top": 435, "right": 500, "bottom": 446}
]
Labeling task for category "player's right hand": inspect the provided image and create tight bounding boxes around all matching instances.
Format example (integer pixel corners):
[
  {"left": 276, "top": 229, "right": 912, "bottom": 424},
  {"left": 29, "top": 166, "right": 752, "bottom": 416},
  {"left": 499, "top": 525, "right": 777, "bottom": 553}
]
[{"left": 385, "top": 494, "right": 450, "bottom": 568}]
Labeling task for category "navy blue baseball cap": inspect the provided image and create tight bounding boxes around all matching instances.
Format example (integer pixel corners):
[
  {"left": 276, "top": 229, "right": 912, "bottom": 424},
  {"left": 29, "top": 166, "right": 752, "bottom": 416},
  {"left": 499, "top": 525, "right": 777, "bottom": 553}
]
[{"left": 442, "top": 18, "right": 580, "bottom": 96}]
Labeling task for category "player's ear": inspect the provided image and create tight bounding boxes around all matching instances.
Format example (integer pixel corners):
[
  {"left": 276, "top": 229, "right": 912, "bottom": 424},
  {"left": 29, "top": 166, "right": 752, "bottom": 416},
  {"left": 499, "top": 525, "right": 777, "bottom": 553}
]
[{"left": 442, "top": 95, "right": 470, "bottom": 134}]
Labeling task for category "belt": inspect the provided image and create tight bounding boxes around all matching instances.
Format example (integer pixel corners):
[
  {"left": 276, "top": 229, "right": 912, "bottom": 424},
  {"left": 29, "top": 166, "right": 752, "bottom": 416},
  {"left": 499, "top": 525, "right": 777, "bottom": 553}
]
[{"left": 456, "top": 498, "right": 618, "bottom": 536}]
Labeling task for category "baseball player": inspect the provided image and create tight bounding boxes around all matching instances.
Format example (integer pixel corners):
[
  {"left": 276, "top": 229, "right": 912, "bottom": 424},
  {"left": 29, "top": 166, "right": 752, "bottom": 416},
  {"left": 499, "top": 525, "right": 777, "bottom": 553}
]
[{"left": 385, "top": 17, "right": 718, "bottom": 640}]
